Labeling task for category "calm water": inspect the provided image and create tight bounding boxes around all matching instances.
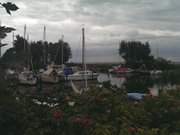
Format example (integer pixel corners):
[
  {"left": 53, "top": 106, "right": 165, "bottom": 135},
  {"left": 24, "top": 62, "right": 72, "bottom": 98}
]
[
  {"left": 16, "top": 72, "right": 180, "bottom": 96},
  {"left": 97, "top": 73, "right": 179, "bottom": 94}
]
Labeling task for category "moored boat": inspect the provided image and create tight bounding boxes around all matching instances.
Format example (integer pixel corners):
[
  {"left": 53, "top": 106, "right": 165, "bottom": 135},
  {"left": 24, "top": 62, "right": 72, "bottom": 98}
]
[
  {"left": 150, "top": 70, "right": 162, "bottom": 75},
  {"left": 67, "top": 70, "right": 98, "bottom": 81},
  {"left": 18, "top": 69, "right": 37, "bottom": 85},
  {"left": 18, "top": 25, "right": 37, "bottom": 85},
  {"left": 40, "top": 66, "right": 60, "bottom": 83},
  {"left": 109, "top": 65, "right": 134, "bottom": 74}
]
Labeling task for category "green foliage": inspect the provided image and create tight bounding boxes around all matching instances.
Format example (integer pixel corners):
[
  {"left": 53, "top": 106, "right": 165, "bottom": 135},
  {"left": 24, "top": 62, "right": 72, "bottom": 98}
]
[
  {"left": 2, "top": 35, "right": 72, "bottom": 69},
  {"left": 0, "top": 2, "right": 19, "bottom": 15},
  {"left": 119, "top": 40, "right": 153, "bottom": 68},
  {"left": 0, "top": 2, "right": 18, "bottom": 59},
  {"left": 153, "top": 57, "right": 175, "bottom": 70},
  {"left": 0, "top": 2, "right": 18, "bottom": 40},
  {"left": 0, "top": 26, "right": 15, "bottom": 41},
  {"left": 0, "top": 68, "right": 23, "bottom": 135},
  {"left": 91, "top": 124, "right": 113, "bottom": 135},
  {"left": 118, "top": 40, "right": 176, "bottom": 70},
  {"left": 2, "top": 71, "right": 180, "bottom": 135}
]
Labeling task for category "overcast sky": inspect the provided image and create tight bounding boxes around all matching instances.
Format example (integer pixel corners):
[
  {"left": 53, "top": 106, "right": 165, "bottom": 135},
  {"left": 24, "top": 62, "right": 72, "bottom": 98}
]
[{"left": 1, "top": 0, "right": 180, "bottom": 62}]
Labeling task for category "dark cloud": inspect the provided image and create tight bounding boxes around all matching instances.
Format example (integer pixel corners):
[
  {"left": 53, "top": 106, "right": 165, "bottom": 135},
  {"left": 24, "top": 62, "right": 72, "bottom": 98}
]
[{"left": 1, "top": 0, "right": 180, "bottom": 61}]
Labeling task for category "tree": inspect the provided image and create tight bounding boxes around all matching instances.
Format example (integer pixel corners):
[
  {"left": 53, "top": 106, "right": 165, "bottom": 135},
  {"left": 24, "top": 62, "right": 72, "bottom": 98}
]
[
  {"left": 0, "top": 2, "right": 18, "bottom": 56},
  {"left": 2, "top": 35, "right": 72, "bottom": 69},
  {"left": 0, "top": 2, "right": 18, "bottom": 39},
  {"left": 0, "top": 26, "right": 15, "bottom": 41},
  {"left": 49, "top": 40, "right": 72, "bottom": 65},
  {"left": 119, "top": 40, "right": 153, "bottom": 68},
  {"left": 0, "top": 2, "right": 19, "bottom": 15}
]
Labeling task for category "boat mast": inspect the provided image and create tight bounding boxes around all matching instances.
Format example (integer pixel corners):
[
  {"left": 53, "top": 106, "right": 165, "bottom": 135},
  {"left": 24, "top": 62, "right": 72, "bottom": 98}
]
[
  {"left": 82, "top": 27, "right": 88, "bottom": 90},
  {"left": 27, "top": 34, "right": 34, "bottom": 71},
  {"left": 12, "top": 32, "right": 15, "bottom": 48},
  {"left": 0, "top": 21, "right": 1, "bottom": 57},
  {"left": 156, "top": 45, "right": 159, "bottom": 59},
  {"left": 23, "top": 25, "right": 26, "bottom": 52},
  {"left": 27, "top": 33, "right": 30, "bottom": 70},
  {"left": 43, "top": 26, "right": 46, "bottom": 66},
  {"left": 82, "top": 27, "right": 85, "bottom": 70},
  {"left": 23, "top": 24, "right": 28, "bottom": 68},
  {"left": 61, "top": 35, "right": 64, "bottom": 68}
]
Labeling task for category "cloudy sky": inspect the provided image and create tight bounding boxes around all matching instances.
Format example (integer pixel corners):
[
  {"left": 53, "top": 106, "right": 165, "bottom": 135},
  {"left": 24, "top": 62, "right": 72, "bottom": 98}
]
[{"left": 1, "top": 0, "right": 180, "bottom": 62}]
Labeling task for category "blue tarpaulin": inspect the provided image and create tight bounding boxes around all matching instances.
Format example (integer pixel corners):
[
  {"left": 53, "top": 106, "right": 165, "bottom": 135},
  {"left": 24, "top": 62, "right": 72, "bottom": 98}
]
[{"left": 127, "top": 93, "right": 146, "bottom": 101}]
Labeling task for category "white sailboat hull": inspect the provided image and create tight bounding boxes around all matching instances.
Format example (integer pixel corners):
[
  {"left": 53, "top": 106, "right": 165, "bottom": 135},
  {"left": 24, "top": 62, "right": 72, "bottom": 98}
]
[
  {"left": 66, "top": 71, "right": 98, "bottom": 81},
  {"left": 18, "top": 72, "right": 37, "bottom": 85},
  {"left": 40, "top": 65, "right": 60, "bottom": 83},
  {"left": 18, "top": 78, "right": 37, "bottom": 85},
  {"left": 41, "top": 75, "right": 59, "bottom": 83}
]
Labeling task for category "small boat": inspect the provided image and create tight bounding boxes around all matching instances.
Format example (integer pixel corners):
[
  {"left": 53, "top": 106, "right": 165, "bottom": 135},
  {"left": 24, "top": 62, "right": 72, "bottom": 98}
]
[
  {"left": 47, "top": 63, "right": 64, "bottom": 76},
  {"left": 109, "top": 65, "right": 134, "bottom": 74},
  {"left": 127, "top": 93, "right": 146, "bottom": 101},
  {"left": 40, "top": 63, "right": 74, "bottom": 82},
  {"left": 67, "top": 70, "right": 98, "bottom": 81},
  {"left": 150, "top": 70, "right": 162, "bottom": 75},
  {"left": 40, "top": 66, "right": 60, "bottom": 83},
  {"left": 18, "top": 25, "right": 37, "bottom": 85},
  {"left": 5, "top": 69, "right": 18, "bottom": 80},
  {"left": 18, "top": 69, "right": 37, "bottom": 85},
  {"left": 134, "top": 69, "right": 150, "bottom": 75},
  {"left": 40, "top": 26, "right": 64, "bottom": 83}
]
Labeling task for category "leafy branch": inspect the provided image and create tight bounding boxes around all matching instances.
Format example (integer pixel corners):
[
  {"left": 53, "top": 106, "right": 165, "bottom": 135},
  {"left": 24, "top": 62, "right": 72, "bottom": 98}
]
[
  {"left": 0, "top": 2, "right": 19, "bottom": 15},
  {"left": 0, "top": 26, "right": 15, "bottom": 39}
]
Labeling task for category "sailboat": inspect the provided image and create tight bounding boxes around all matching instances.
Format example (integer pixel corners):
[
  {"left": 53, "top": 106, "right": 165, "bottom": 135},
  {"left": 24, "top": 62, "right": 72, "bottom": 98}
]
[
  {"left": 67, "top": 27, "right": 98, "bottom": 81},
  {"left": 18, "top": 68, "right": 37, "bottom": 85},
  {"left": 40, "top": 27, "right": 64, "bottom": 83},
  {"left": 40, "top": 63, "right": 62, "bottom": 83},
  {"left": 18, "top": 25, "right": 37, "bottom": 85}
]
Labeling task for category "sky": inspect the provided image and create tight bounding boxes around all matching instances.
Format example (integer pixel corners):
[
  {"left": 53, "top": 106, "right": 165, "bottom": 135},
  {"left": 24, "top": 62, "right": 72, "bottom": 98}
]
[{"left": 1, "top": 0, "right": 180, "bottom": 62}]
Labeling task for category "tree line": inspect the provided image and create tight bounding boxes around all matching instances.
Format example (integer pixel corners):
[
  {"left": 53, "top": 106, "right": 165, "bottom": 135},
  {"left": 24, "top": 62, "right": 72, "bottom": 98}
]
[
  {"left": 119, "top": 40, "right": 173, "bottom": 69},
  {"left": 2, "top": 35, "right": 72, "bottom": 69}
]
